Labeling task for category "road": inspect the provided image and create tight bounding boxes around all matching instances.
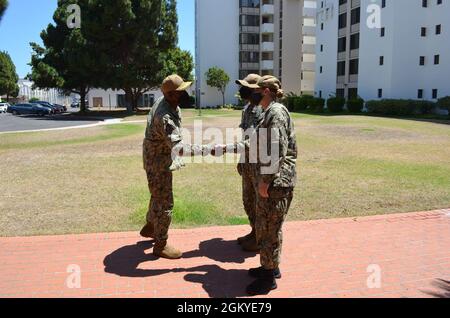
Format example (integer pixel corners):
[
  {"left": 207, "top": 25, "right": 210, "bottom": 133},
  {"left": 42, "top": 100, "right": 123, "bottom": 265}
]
[{"left": 0, "top": 110, "right": 102, "bottom": 133}]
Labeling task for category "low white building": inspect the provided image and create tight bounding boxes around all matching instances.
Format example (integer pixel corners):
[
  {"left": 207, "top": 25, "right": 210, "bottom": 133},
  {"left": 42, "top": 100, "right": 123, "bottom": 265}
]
[
  {"left": 86, "top": 89, "right": 163, "bottom": 109},
  {"left": 16, "top": 79, "right": 71, "bottom": 105},
  {"left": 315, "top": 0, "right": 450, "bottom": 101}
]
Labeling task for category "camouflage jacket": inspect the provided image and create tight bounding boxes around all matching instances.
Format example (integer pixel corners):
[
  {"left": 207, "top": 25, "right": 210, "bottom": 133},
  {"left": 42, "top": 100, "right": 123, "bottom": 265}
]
[
  {"left": 239, "top": 103, "right": 263, "bottom": 165},
  {"left": 256, "top": 101, "right": 298, "bottom": 188},
  {"left": 143, "top": 97, "right": 210, "bottom": 172}
]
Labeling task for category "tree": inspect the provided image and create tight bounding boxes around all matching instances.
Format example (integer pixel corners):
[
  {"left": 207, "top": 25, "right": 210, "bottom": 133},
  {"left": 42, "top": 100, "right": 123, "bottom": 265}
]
[
  {"left": 205, "top": 67, "right": 230, "bottom": 107},
  {"left": 29, "top": 0, "right": 96, "bottom": 112},
  {"left": 0, "top": 51, "right": 19, "bottom": 101},
  {"left": 84, "top": 0, "right": 180, "bottom": 113},
  {"left": 163, "top": 48, "right": 194, "bottom": 82},
  {"left": 0, "top": 0, "right": 7, "bottom": 22}
]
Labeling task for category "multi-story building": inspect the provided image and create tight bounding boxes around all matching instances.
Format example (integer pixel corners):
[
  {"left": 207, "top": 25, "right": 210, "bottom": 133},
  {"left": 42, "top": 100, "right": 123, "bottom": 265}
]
[
  {"left": 315, "top": 0, "right": 450, "bottom": 102},
  {"left": 196, "top": 0, "right": 317, "bottom": 108}
]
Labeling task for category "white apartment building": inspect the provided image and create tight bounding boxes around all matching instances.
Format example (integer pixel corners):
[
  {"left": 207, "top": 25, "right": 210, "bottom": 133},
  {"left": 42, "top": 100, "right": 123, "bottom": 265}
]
[
  {"left": 315, "top": 0, "right": 450, "bottom": 101},
  {"left": 195, "top": 0, "right": 317, "bottom": 108}
]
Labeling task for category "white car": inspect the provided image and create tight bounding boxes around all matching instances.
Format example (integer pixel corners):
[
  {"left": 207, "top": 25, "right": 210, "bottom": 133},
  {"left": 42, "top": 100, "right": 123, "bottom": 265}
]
[{"left": 0, "top": 103, "right": 10, "bottom": 113}]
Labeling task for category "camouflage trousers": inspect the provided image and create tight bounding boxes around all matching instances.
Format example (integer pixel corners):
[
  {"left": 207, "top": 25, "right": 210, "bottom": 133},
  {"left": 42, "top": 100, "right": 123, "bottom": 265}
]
[
  {"left": 239, "top": 163, "right": 258, "bottom": 229},
  {"left": 145, "top": 169, "right": 174, "bottom": 244},
  {"left": 255, "top": 190, "right": 293, "bottom": 270}
]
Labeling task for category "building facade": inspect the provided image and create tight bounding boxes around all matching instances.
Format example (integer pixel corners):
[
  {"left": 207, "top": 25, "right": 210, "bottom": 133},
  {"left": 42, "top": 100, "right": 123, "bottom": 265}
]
[
  {"left": 315, "top": 0, "right": 450, "bottom": 101},
  {"left": 196, "top": 0, "right": 317, "bottom": 108},
  {"left": 13, "top": 79, "right": 71, "bottom": 105}
]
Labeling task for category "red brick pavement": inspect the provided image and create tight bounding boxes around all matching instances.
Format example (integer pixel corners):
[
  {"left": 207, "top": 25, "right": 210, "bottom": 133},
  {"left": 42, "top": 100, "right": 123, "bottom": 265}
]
[{"left": 0, "top": 209, "right": 449, "bottom": 298}]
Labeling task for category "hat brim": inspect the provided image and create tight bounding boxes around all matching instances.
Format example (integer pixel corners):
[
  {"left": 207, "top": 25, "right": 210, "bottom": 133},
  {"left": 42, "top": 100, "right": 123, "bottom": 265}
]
[{"left": 175, "top": 81, "right": 193, "bottom": 92}]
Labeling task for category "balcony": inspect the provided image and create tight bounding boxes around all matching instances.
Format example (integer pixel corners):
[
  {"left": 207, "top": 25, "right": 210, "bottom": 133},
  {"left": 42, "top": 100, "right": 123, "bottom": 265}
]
[
  {"left": 301, "top": 62, "right": 315, "bottom": 72},
  {"left": 261, "top": 60, "right": 274, "bottom": 70},
  {"left": 261, "top": 4, "right": 274, "bottom": 15},
  {"left": 261, "top": 23, "right": 274, "bottom": 34},
  {"left": 302, "top": 25, "right": 316, "bottom": 36},
  {"left": 261, "top": 42, "right": 274, "bottom": 52},
  {"left": 302, "top": 44, "right": 315, "bottom": 54}
]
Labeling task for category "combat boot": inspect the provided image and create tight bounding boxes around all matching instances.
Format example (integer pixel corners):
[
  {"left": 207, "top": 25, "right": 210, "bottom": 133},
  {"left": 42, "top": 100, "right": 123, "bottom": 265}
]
[
  {"left": 249, "top": 267, "right": 282, "bottom": 279},
  {"left": 153, "top": 242, "right": 182, "bottom": 260},
  {"left": 246, "top": 269, "right": 277, "bottom": 296},
  {"left": 140, "top": 222, "right": 155, "bottom": 239},
  {"left": 242, "top": 236, "right": 260, "bottom": 252},
  {"left": 237, "top": 229, "right": 256, "bottom": 245}
]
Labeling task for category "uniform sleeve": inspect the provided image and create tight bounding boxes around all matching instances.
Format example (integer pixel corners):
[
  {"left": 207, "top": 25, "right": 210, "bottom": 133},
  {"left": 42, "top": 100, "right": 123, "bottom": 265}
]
[
  {"left": 260, "top": 111, "right": 288, "bottom": 184},
  {"left": 162, "top": 116, "right": 211, "bottom": 157}
]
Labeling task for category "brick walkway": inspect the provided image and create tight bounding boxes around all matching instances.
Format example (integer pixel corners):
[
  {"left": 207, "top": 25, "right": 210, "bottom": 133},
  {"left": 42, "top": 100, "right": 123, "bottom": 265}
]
[{"left": 0, "top": 209, "right": 449, "bottom": 298}]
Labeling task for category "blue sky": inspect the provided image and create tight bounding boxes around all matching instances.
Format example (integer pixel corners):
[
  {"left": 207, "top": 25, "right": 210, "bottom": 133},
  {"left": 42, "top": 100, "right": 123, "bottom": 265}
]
[{"left": 0, "top": 0, "right": 195, "bottom": 78}]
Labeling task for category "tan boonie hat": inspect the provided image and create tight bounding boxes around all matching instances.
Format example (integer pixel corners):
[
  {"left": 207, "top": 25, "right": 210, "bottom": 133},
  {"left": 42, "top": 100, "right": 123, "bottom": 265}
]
[
  {"left": 161, "top": 74, "right": 193, "bottom": 94},
  {"left": 235, "top": 73, "right": 261, "bottom": 88},
  {"left": 247, "top": 75, "right": 282, "bottom": 90}
]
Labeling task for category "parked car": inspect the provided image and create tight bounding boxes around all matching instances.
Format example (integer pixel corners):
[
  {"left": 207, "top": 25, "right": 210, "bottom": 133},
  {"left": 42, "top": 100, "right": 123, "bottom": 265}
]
[
  {"left": 0, "top": 102, "right": 10, "bottom": 113},
  {"left": 54, "top": 103, "right": 67, "bottom": 112},
  {"left": 7, "top": 103, "right": 52, "bottom": 116},
  {"left": 32, "top": 101, "right": 62, "bottom": 114}
]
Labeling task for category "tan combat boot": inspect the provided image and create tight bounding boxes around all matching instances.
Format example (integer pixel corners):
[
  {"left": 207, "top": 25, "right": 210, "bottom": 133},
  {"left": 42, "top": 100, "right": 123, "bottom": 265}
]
[
  {"left": 153, "top": 242, "right": 182, "bottom": 260},
  {"left": 140, "top": 222, "right": 155, "bottom": 239}
]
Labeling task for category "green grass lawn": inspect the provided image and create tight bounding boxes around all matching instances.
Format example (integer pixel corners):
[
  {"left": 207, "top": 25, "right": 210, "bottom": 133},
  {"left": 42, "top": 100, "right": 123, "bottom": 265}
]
[{"left": 0, "top": 109, "right": 449, "bottom": 237}]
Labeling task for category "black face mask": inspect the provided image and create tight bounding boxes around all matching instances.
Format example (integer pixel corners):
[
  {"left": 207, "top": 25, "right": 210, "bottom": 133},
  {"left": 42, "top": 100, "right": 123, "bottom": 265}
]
[
  {"left": 178, "top": 91, "right": 192, "bottom": 108},
  {"left": 239, "top": 86, "right": 253, "bottom": 100},
  {"left": 250, "top": 92, "right": 264, "bottom": 105}
]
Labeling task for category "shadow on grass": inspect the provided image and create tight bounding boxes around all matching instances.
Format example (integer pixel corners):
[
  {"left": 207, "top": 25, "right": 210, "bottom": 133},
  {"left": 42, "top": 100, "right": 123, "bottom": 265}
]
[{"left": 103, "top": 238, "right": 256, "bottom": 297}]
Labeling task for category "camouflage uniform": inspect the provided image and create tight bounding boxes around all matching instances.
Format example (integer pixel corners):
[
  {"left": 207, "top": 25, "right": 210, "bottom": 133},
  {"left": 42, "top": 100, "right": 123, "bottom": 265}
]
[
  {"left": 143, "top": 96, "right": 210, "bottom": 244},
  {"left": 254, "top": 101, "right": 298, "bottom": 270},
  {"left": 237, "top": 103, "right": 263, "bottom": 230}
]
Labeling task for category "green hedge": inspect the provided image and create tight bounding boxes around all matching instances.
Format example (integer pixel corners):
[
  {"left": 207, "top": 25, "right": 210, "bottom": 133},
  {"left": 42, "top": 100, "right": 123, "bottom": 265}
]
[
  {"left": 437, "top": 96, "right": 450, "bottom": 113},
  {"left": 309, "top": 97, "right": 325, "bottom": 113},
  {"left": 347, "top": 98, "right": 365, "bottom": 113},
  {"left": 327, "top": 97, "right": 346, "bottom": 113},
  {"left": 366, "top": 99, "right": 435, "bottom": 116}
]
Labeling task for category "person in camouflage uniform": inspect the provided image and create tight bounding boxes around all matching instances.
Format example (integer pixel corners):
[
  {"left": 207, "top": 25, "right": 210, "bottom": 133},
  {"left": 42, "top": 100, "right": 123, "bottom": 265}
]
[
  {"left": 235, "top": 74, "right": 263, "bottom": 252},
  {"left": 141, "top": 74, "right": 213, "bottom": 260},
  {"left": 225, "top": 75, "right": 297, "bottom": 295}
]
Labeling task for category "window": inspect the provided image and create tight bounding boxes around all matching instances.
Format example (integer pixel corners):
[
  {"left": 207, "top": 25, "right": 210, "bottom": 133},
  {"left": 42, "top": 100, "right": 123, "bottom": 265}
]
[
  {"left": 320, "top": 44, "right": 324, "bottom": 52},
  {"left": 320, "top": 66, "right": 323, "bottom": 73},
  {"left": 338, "top": 37, "right": 346, "bottom": 53},
  {"left": 432, "top": 89, "right": 438, "bottom": 99},
  {"left": 418, "top": 89, "right": 424, "bottom": 99},
  {"left": 351, "top": 8, "right": 360, "bottom": 25},
  {"left": 421, "top": 27, "right": 427, "bottom": 37},
  {"left": 338, "top": 13, "right": 347, "bottom": 29},
  {"left": 420, "top": 56, "right": 425, "bottom": 65},
  {"left": 349, "top": 59, "right": 359, "bottom": 75},
  {"left": 434, "top": 55, "right": 440, "bottom": 65},
  {"left": 337, "top": 61, "right": 346, "bottom": 76},
  {"left": 350, "top": 33, "right": 360, "bottom": 50},
  {"left": 382, "top": 0, "right": 386, "bottom": 8},
  {"left": 336, "top": 89, "right": 345, "bottom": 98},
  {"left": 380, "top": 27, "right": 385, "bottom": 37},
  {"left": 379, "top": 56, "right": 384, "bottom": 65},
  {"left": 436, "top": 24, "right": 441, "bottom": 35},
  {"left": 422, "top": 0, "right": 428, "bottom": 7},
  {"left": 378, "top": 89, "right": 383, "bottom": 98}
]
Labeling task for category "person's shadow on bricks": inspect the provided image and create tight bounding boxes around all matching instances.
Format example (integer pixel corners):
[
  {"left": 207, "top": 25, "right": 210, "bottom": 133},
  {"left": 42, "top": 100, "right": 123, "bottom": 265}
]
[
  {"left": 103, "top": 241, "right": 172, "bottom": 277},
  {"left": 183, "top": 238, "right": 257, "bottom": 264},
  {"left": 103, "top": 240, "right": 255, "bottom": 297},
  {"left": 180, "top": 265, "right": 252, "bottom": 298}
]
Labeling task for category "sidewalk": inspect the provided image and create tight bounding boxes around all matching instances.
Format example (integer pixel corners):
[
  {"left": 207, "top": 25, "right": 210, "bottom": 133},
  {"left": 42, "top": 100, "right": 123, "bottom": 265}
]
[{"left": 0, "top": 209, "right": 449, "bottom": 298}]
